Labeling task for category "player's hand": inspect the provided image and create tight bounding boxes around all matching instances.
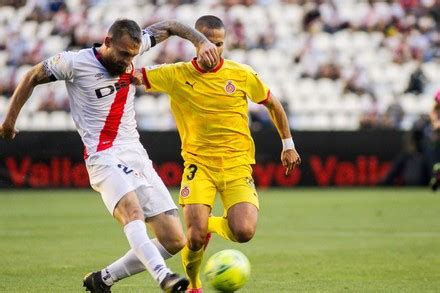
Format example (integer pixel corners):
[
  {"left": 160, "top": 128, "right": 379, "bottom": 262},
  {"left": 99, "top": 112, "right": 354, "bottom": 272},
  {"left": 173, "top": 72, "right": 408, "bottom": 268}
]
[
  {"left": 281, "top": 148, "right": 301, "bottom": 176},
  {"left": 0, "top": 122, "right": 19, "bottom": 140},
  {"left": 197, "top": 41, "right": 219, "bottom": 68},
  {"left": 131, "top": 69, "right": 144, "bottom": 86}
]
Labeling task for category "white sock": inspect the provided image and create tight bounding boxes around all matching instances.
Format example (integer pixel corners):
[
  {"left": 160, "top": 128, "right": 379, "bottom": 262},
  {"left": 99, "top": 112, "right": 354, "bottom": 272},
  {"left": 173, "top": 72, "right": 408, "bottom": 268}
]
[
  {"left": 101, "top": 239, "right": 174, "bottom": 285},
  {"left": 101, "top": 250, "right": 143, "bottom": 286},
  {"left": 123, "top": 220, "right": 171, "bottom": 284},
  {"left": 151, "top": 238, "right": 174, "bottom": 260}
]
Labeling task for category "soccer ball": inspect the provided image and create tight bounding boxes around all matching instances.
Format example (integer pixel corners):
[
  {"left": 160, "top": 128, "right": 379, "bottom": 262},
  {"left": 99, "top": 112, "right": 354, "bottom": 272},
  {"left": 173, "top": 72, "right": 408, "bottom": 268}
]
[{"left": 204, "top": 249, "right": 251, "bottom": 292}]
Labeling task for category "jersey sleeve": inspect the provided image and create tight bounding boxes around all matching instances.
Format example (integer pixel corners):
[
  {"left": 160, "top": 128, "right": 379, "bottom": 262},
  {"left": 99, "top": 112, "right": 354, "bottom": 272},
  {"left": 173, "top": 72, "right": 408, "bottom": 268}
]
[
  {"left": 142, "top": 64, "right": 175, "bottom": 93},
  {"left": 139, "top": 29, "right": 155, "bottom": 55},
  {"left": 244, "top": 66, "right": 270, "bottom": 104},
  {"left": 43, "top": 51, "right": 75, "bottom": 81}
]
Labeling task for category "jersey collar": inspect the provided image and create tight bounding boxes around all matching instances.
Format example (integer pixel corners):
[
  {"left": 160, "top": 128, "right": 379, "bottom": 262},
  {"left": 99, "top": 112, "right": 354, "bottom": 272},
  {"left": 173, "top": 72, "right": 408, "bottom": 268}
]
[
  {"left": 191, "top": 57, "right": 224, "bottom": 73},
  {"left": 92, "top": 43, "right": 107, "bottom": 68}
]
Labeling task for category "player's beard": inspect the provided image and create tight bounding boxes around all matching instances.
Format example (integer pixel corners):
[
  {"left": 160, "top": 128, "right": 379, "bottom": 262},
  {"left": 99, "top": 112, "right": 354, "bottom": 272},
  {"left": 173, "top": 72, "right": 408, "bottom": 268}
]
[{"left": 105, "top": 62, "right": 126, "bottom": 76}]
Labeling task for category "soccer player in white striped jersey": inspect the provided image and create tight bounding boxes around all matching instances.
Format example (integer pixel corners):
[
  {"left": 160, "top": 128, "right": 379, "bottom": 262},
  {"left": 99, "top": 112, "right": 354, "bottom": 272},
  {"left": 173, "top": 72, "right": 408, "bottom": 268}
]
[{"left": 0, "top": 19, "right": 218, "bottom": 292}]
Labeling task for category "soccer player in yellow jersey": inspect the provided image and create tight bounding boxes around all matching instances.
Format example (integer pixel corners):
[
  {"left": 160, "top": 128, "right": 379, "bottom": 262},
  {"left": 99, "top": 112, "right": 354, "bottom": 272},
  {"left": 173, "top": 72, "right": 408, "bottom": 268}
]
[{"left": 135, "top": 15, "right": 301, "bottom": 292}]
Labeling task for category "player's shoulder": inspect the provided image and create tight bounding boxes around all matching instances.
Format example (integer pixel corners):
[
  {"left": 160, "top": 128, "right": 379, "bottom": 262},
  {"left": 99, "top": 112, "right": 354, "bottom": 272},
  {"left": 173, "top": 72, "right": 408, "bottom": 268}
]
[
  {"left": 146, "top": 61, "right": 188, "bottom": 71},
  {"left": 50, "top": 48, "right": 90, "bottom": 64},
  {"left": 223, "top": 59, "right": 256, "bottom": 74},
  {"left": 74, "top": 47, "right": 96, "bottom": 60}
]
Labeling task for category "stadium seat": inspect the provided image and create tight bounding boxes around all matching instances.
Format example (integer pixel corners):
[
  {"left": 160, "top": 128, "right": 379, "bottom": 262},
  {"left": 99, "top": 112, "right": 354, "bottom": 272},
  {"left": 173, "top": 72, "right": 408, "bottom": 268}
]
[
  {"left": 156, "top": 94, "right": 170, "bottom": 115},
  {"left": 14, "top": 65, "right": 33, "bottom": 87},
  {"left": 37, "top": 21, "right": 55, "bottom": 40},
  {"left": 400, "top": 93, "right": 418, "bottom": 114},
  {"left": 48, "top": 111, "right": 69, "bottom": 130},
  {"left": 66, "top": 114, "right": 76, "bottom": 130},
  {"left": 333, "top": 113, "right": 352, "bottom": 130},
  {"left": 0, "top": 51, "right": 8, "bottom": 67},
  {"left": 0, "top": 6, "right": 15, "bottom": 23},
  {"left": 20, "top": 21, "right": 38, "bottom": 40},
  {"left": 135, "top": 95, "right": 155, "bottom": 116},
  {"left": 314, "top": 33, "right": 332, "bottom": 52},
  {"left": 30, "top": 111, "right": 50, "bottom": 130},
  {"left": 226, "top": 49, "right": 247, "bottom": 64},
  {"left": 175, "top": 4, "right": 198, "bottom": 25},
  {"left": 422, "top": 62, "right": 440, "bottom": 83},
  {"left": 44, "top": 36, "right": 68, "bottom": 57},
  {"left": 15, "top": 114, "right": 30, "bottom": 130},
  {"left": 0, "top": 96, "right": 7, "bottom": 115}
]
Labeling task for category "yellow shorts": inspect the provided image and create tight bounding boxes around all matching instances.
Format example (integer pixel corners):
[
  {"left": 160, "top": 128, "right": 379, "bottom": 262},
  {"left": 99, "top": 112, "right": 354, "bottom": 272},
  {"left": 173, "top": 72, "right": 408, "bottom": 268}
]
[{"left": 179, "top": 162, "right": 259, "bottom": 211}]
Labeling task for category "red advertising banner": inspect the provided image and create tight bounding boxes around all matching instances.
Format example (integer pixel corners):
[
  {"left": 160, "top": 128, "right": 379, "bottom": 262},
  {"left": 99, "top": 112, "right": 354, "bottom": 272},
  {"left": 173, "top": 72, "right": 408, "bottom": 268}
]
[{"left": 0, "top": 130, "right": 405, "bottom": 187}]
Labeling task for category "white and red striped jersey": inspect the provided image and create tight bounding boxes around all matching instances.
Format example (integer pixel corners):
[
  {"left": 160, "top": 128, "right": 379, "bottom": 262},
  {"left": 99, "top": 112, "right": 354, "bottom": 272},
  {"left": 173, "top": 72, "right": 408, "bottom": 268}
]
[{"left": 44, "top": 30, "right": 154, "bottom": 158}]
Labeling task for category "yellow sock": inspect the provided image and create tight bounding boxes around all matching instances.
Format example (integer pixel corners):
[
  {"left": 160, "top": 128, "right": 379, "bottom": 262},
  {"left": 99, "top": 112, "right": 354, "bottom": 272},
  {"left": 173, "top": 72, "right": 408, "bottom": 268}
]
[
  {"left": 208, "top": 216, "right": 237, "bottom": 242},
  {"left": 181, "top": 245, "right": 204, "bottom": 289}
]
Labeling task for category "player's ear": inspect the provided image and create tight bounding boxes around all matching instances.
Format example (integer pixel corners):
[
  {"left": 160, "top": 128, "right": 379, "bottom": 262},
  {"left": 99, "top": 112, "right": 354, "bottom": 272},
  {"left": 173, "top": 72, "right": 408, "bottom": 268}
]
[{"left": 104, "top": 36, "right": 112, "bottom": 48}]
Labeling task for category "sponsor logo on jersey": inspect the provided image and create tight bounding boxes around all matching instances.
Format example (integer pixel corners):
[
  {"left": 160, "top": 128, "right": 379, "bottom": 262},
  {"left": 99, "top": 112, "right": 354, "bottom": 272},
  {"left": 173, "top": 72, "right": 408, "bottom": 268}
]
[
  {"left": 185, "top": 81, "right": 195, "bottom": 89},
  {"left": 225, "top": 80, "right": 236, "bottom": 94},
  {"left": 95, "top": 73, "right": 104, "bottom": 80},
  {"left": 117, "top": 164, "right": 133, "bottom": 175},
  {"left": 180, "top": 185, "right": 190, "bottom": 198},
  {"left": 95, "top": 81, "right": 129, "bottom": 99}
]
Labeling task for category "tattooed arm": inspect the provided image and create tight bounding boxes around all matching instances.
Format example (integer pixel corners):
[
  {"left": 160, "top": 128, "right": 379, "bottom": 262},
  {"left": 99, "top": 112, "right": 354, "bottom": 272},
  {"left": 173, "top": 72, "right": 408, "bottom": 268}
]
[
  {"left": 0, "top": 62, "right": 54, "bottom": 139},
  {"left": 146, "top": 20, "right": 218, "bottom": 66}
]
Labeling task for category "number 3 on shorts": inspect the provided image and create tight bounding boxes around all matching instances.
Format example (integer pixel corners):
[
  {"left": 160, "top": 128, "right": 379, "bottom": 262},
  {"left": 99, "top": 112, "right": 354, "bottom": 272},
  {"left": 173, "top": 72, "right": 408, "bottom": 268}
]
[{"left": 186, "top": 164, "right": 198, "bottom": 180}]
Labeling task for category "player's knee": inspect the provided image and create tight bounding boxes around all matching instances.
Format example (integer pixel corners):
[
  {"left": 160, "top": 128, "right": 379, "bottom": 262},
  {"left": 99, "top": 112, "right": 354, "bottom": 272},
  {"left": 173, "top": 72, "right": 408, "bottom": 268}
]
[
  {"left": 115, "top": 207, "right": 144, "bottom": 225},
  {"left": 114, "top": 194, "right": 145, "bottom": 224},
  {"left": 233, "top": 226, "right": 255, "bottom": 243},
  {"left": 187, "top": 229, "right": 207, "bottom": 250},
  {"left": 127, "top": 207, "right": 144, "bottom": 222},
  {"left": 173, "top": 233, "right": 187, "bottom": 252},
  {"left": 163, "top": 233, "right": 187, "bottom": 254}
]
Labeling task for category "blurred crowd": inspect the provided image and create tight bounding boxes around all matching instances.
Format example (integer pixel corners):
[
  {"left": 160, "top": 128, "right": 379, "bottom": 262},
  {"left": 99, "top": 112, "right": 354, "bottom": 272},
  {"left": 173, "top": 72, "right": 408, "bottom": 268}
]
[{"left": 0, "top": 0, "right": 439, "bottom": 130}]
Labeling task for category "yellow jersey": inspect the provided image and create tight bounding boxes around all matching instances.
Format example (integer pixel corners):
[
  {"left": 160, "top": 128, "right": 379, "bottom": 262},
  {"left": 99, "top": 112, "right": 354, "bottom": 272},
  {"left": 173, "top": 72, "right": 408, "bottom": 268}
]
[{"left": 142, "top": 58, "right": 270, "bottom": 168}]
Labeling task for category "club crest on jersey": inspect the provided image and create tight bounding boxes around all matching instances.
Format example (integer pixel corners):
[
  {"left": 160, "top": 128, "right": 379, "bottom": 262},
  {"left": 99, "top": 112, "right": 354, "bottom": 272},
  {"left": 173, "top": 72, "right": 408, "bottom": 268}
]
[
  {"left": 53, "top": 54, "right": 61, "bottom": 63},
  {"left": 180, "top": 186, "right": 190, "bottom": 198},
  {"left": 225, "top": 80, "right": 236, "bottom": 95},
  {"left": 133, "top": 170, "right": 143, "bottom": 178},
  {"left": 50, "top": 53, "right": 61, "bottom": 66}
]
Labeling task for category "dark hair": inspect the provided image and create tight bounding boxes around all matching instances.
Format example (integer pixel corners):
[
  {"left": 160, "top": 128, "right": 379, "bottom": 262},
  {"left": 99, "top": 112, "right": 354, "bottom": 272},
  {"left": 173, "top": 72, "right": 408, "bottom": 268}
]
[
  {"left": 195, "top": 15, "right": 224, "bottom": 31},
  {"left": 108, "top": 19, "right": 142, "bottom": 44}
]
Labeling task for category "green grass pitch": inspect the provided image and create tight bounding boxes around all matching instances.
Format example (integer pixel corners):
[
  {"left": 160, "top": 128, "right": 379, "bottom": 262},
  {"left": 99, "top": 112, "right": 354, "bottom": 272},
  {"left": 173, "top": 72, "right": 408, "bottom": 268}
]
[{"left": 1, "top": 188, "right": 439, "bottom": 292}]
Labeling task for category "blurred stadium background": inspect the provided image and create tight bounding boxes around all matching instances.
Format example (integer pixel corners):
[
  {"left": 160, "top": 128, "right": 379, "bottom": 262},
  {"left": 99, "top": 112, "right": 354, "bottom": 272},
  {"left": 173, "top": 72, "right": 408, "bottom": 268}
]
[
  {"left": 1, "top": 0, "right": 440, "bottom": 292},
  {"left": 0, "top": 0, "right": 439, "bottom": 131},
  {"left": 1, "top": 0, "right": 440, "bottom": 187}
]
